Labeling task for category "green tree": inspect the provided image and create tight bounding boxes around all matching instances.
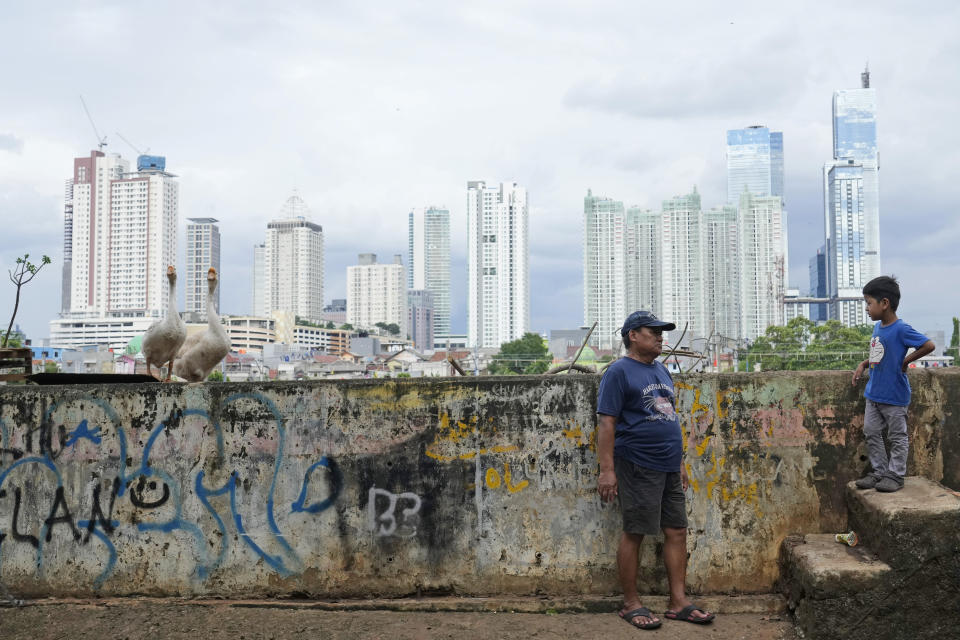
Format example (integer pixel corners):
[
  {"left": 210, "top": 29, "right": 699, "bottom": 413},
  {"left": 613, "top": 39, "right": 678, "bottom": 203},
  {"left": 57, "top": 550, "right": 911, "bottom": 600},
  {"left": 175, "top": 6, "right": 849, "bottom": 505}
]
[
  {"left": 488, "top": 333, "right": 552, "bottom": 375},
  {"left": 740, "top": 319, "right": 872, "bottom": 371},
  {"left": 44, "top": 361, "right": 58, "bottom": 373},
  {"left": 2, "top": 333, "right": 22, "bottom": 348},
  {"left": 207, "top": 370, "right": 224, "bottom": 382},
  {"left": 3, "top": 253, "right": 51, "bottom": 348},
  {"left": 340, "top": 323, "right": 354, "bottom": 331},
  {"left": 325, "top": 321, "right": 336, "bottom": 329},
  {"left": 374, "top": 321, "right": 401, "bottom": 336}
]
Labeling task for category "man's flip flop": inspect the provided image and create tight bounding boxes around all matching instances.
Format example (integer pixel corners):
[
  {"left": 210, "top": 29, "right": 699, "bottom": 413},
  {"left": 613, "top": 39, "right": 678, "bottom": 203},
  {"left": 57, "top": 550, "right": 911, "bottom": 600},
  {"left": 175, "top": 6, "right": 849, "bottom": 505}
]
[
  {"left": 664, "top": 604, "right": 715, "bottom": 624},
  {"left": 619, "top": 606, "right": 662, "bottom": 630}
]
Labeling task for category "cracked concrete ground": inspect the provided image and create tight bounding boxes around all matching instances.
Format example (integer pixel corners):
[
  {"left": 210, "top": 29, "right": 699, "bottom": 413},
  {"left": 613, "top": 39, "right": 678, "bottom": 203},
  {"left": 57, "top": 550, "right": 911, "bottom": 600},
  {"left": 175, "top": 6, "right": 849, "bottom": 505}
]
[{"left": 0, "top": 600, "right": 799, "bottom": 639}]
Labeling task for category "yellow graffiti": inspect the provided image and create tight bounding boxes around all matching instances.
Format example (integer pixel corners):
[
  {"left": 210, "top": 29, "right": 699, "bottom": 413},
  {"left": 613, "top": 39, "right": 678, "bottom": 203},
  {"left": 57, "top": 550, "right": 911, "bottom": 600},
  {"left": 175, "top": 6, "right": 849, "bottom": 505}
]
[
  {"left": 427, "top": 444, "right": 519, "bottom": 463},
  {"left": 692, "top": 450, "right": 723, "bottom": 499},
  {"left": 480, "top": 462, "right": 528, "bottom": 494},
  {"left": 358, "top": 384, "right": 442, "bottom": 412},
  {"left": 562, "top": 422, "right": 596, "bottom": 452},
  {"left": 695, "top": 434, "right": 712, "bottom": 457},
  {"left": 685, "top": 462, "right": 698, "bottom": 492},
  {"left": 715, "top": 388, "right": 741, "bottom": 419},
  {"left": 504, "top": 463, "right": 528, "bottom": 493},
  {"left": 425, "top": 413, "right": 521, "bottom": 462}
]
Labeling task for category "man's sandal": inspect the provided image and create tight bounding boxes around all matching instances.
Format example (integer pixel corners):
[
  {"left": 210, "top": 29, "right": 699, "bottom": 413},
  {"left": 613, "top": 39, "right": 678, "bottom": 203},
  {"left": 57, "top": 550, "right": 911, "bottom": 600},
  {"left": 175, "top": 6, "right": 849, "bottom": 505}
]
[
  {"left": 664, "top": 604, "right": 715, "bottom": 624},
  {"left": 619, "top": 606, "right": 662, "bottom": 630}
]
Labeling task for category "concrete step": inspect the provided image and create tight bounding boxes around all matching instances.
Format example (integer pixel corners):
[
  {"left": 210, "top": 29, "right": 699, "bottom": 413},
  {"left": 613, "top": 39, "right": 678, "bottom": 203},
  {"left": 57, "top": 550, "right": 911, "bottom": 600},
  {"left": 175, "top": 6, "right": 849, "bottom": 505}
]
[
  {"left": 779, "top": 534, "right": 893, "bottom": 640},
  {"left": 846, "top": 476, "right": 960, "bottom": 571},
  {"left": 780, "top": 533, "right": 891, "bottom": 600}
]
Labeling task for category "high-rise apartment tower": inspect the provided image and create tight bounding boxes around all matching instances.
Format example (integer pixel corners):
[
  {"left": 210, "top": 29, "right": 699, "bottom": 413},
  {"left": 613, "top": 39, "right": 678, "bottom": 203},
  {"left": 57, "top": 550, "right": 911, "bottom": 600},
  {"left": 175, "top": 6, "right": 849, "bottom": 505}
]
[
  {"left": 185, "top": 218, "right": 221, "bottom": 314},
  {"left": 408, "top": 207, "right": 451, "bottom": 336},
  {"left": 263, "top": 194, "right": 324, "bottom": 323},
  {"left": 466, "top": 181, "right": 529, "bottom": 349},
  {"left": 582, "top": 190, "right": 626, "bottom": 350}
]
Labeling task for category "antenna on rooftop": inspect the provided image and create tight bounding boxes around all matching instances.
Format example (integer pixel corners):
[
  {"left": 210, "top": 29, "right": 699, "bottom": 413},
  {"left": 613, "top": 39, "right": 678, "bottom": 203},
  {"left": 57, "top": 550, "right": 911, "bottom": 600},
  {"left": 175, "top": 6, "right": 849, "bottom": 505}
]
[
  {"left": 79, "top": 95, "right": 108, "bottom": 151},
  {"left": 861, "top": 63, "right": 870, "bottom": 89}
]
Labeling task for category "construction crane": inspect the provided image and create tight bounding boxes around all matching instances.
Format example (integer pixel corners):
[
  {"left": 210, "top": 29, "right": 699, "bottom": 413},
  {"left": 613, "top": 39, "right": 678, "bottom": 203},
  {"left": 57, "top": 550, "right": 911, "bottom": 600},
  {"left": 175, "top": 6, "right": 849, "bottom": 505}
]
[
  {"left": 115, "top": 131, "right": 150, "bottom": 157},
  {"left": 79, "top": 95, "right": 107, "bottom": 151}
]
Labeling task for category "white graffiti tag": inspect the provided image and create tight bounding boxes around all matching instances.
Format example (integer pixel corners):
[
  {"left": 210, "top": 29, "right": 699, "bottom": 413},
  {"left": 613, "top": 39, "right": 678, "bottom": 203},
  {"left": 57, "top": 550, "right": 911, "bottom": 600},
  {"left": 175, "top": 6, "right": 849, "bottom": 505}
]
[{"left": 367, "top": 486, "right": 422, "bottom": 538}]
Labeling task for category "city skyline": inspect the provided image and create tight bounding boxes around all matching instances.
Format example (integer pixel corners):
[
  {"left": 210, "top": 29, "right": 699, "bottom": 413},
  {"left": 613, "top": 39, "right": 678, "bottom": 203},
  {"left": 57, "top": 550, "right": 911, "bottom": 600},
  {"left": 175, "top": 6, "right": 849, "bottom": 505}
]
[{"left": 2, "top": 2, "right": 958, "bottom": 344}]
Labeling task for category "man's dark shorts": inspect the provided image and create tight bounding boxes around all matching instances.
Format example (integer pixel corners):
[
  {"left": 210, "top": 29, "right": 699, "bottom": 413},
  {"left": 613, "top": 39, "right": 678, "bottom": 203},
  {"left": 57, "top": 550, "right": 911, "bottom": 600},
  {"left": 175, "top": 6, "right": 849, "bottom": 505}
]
[{"left": 614, "top": 456, "right": 688, "bottom": 535}]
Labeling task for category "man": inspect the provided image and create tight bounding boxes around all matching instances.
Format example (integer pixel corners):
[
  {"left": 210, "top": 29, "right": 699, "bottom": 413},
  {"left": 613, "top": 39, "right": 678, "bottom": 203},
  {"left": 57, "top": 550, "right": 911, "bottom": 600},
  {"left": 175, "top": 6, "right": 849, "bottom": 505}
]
[{"left": 597, "top": 310, "right": 715, "bottom": 629}]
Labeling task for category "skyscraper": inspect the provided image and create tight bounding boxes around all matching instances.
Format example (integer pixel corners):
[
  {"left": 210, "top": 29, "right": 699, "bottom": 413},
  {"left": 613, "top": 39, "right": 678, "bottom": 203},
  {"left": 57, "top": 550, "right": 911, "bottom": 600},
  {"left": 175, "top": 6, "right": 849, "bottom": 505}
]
[
  {"left": 702, "top": 205, "right": 740, "bottom": 339},
  {"left": 251, "top": 243, "right": 266, "bottom": 316},
  {"left": 51, "top": 151, "right": 179, "bottom": 349},
  {"left": 582, "top": 190, "right": 626, "bottom": 350},
  {"left": 824, "top": 67, "right": 880, "bottom": 326},
  {"left": 661, "top": 188, "right": 705, "bottom": 336},
  {"left": 809, "top": 247, "right": 827, "bottom": 322},
  {"left": 347, "top": 253, "right": 407, "bottom": 336},
  {"left": 63, "top": 151, "right": 178, "bottom": 317},
  {"left": 263, "top": 194, "right": 324, "bottom": 322},
  {"left": 726, "top": 126, "right": 784, "bottom": 204},
  {"left": 624, "top": 207, "right": 662, "bottom": 318},
  {"left": 467, "top": 181, "right": 529, "bottom": 349},
  {"left": 185, "top": 218, "right": 220, "bottom": 314},
  {"left": 61, "top": 179, "right": 73, "bottom": 313},
  {"left": 738, "top": 192, "right": 786, "bottom": 340},
  {"left": 408, "top": 207, "right": 451, "bottom": 337}
]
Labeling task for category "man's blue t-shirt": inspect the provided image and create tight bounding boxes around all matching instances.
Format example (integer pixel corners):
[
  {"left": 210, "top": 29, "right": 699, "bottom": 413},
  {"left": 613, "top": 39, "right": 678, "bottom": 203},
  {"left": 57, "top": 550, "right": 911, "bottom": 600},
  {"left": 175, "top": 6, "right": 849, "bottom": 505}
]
[
  {"left": 596, "top": 357, "right": 683, "bottom": 472},
  {"left": 864, "top": 319, "right": 929, "bottom": 407}
]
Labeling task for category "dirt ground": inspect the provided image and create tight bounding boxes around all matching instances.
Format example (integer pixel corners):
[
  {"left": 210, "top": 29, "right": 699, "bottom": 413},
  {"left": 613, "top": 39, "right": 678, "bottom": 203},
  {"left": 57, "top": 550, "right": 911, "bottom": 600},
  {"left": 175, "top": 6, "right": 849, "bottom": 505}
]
[{"left": 0, "top": 601, "right": 799, "bottom": 640}]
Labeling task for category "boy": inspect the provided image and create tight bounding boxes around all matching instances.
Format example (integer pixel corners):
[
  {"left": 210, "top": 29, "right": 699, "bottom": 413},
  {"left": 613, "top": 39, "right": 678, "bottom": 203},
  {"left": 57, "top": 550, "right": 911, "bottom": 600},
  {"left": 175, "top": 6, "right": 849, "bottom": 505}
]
[{"left": 852, "top": 276, "right": 935, "bottom": 493}]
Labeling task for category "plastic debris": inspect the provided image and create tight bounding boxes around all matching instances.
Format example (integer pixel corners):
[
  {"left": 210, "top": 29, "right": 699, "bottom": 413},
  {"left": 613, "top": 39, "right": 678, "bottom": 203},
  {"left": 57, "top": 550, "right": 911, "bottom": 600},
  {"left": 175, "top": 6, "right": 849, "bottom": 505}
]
[{"left": 835, "top": 531, "right": 859, "bottom": 547}]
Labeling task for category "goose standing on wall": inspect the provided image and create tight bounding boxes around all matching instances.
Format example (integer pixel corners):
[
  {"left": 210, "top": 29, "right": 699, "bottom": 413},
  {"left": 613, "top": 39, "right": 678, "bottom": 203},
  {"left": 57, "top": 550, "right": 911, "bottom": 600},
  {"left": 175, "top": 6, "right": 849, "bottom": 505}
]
[
  {"left": 142, "top": 265, "right": 187, "bottom": 381},
  {"left": 173, "top": 267, "right": 230, "bottom": 382}
]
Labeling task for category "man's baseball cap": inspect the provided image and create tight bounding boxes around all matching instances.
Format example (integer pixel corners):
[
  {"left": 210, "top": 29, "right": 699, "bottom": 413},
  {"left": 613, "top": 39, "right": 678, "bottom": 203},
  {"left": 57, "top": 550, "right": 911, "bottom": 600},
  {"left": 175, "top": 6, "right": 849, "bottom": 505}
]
[{"left": 620, "top": 310, "right": 676, "bottom": 336}]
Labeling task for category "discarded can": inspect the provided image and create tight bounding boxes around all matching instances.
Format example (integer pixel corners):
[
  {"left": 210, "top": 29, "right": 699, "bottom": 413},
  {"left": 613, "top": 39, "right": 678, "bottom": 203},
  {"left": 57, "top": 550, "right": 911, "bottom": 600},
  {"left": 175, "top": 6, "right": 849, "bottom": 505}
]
[{"left": 835, "top": 531, "right": 859, "bottom": 547}]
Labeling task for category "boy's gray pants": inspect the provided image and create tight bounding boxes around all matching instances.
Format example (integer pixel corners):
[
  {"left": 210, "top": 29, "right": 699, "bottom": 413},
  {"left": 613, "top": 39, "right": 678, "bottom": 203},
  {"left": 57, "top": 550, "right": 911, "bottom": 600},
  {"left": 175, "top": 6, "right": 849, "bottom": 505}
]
[{"left": 864, "top": 398, "right": 909, "bottom": 479}]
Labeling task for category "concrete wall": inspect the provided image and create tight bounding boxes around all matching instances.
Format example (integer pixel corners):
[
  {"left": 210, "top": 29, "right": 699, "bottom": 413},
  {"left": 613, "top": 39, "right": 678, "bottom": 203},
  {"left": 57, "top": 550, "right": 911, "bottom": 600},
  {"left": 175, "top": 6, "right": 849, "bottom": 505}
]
[{"left": 0, "top": 370, "right": 957, "bottom": 598}]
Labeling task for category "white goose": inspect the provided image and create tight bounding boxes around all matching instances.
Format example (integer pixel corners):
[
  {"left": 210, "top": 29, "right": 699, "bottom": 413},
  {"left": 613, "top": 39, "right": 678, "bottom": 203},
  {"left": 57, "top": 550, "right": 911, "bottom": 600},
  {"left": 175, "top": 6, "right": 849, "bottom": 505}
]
[
  {"left": 142, "top": 265, "right": 187, "bottom": 381},
  {"left": 173, "top": 267, "right": 230, "bottom": 382}
]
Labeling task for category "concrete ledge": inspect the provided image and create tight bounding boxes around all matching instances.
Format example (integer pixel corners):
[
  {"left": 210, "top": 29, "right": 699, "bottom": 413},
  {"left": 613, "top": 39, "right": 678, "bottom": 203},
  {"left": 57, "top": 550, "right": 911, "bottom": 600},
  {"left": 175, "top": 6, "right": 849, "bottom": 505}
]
[
  {"left": 6, "top": 594, "right": 787, "bottom": 614},
  {"left": 2, "top": 371, "right": 959, "bottom": 598},
  {"left": 779, "top": 533, "right": 891, "bottom": 600},
  {"left": 846, "top": 477, "right": 960, "bottom": 570}
]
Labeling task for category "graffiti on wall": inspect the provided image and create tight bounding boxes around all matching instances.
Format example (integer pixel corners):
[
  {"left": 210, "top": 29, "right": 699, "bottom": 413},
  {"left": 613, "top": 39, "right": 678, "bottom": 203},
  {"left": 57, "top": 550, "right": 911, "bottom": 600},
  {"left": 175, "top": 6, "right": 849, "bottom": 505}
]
[{"left": 0, "top": 392, "right": 344, "bottom": 588}]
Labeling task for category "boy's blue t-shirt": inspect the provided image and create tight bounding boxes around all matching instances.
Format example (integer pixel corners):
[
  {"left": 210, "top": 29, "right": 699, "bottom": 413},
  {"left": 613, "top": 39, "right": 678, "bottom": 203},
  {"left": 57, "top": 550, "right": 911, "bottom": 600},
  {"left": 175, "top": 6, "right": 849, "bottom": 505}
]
[
  {"left": 864, "top": 319, "right": 929, "bottom": 407},
  {"left": 596, "top": 357, "right": 683, "bottom": 472}
]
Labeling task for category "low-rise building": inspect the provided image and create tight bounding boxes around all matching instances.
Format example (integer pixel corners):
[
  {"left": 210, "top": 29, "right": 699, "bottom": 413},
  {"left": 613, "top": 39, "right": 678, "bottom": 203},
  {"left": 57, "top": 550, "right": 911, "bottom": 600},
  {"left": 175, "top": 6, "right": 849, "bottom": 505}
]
[{"left": 224, "top": 315, "right": 276, "bottom": 352}]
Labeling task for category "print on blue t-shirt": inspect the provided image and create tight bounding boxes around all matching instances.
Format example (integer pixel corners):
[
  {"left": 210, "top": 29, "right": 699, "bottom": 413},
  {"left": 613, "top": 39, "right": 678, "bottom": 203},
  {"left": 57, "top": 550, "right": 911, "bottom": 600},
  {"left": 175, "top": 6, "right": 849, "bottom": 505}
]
[
  {"left": 864, "top": 319, "right": 929, "bottom": 407},
  {"left": 596, "top": 357, "right": 683, "bottom": 472}
]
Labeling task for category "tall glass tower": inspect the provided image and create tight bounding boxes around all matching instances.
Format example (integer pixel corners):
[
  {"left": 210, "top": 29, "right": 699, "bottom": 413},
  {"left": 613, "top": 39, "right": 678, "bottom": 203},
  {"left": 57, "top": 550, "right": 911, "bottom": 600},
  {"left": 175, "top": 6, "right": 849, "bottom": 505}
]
[
  {"left": 824, "top": 66, "right": 879, "bottom": 326},
  {"left": 726, "top": 126, "right": 784, "bottom": 204}
]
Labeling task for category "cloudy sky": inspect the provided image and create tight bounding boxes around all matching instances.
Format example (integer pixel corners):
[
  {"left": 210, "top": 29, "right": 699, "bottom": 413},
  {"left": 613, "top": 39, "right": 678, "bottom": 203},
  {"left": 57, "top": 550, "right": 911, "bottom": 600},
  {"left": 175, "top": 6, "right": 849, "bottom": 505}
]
[{"left": 2, "top": 1, "right": 958, "bottom": 345}]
